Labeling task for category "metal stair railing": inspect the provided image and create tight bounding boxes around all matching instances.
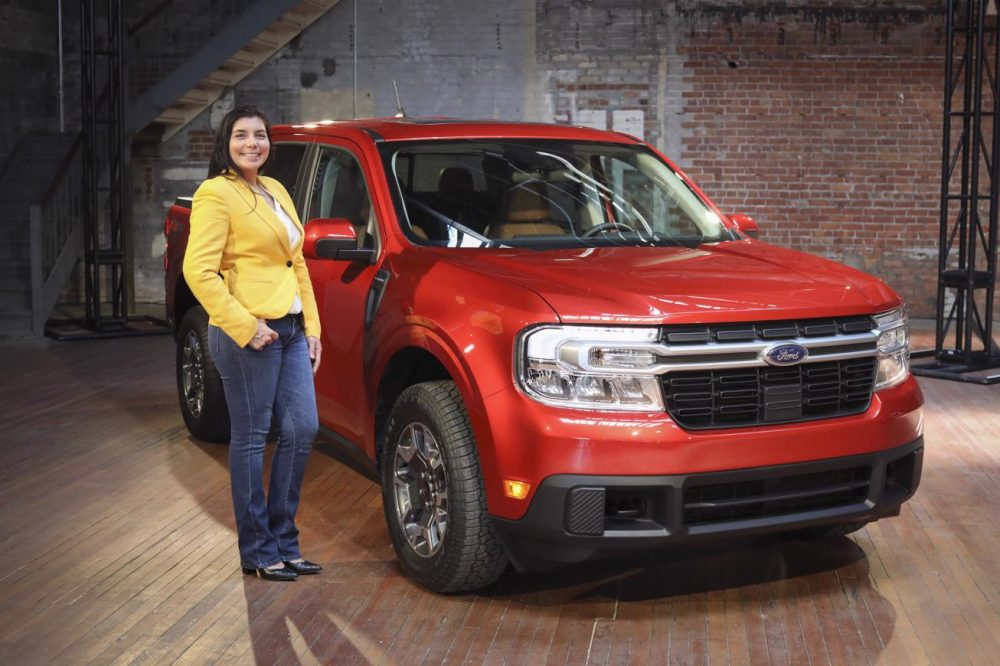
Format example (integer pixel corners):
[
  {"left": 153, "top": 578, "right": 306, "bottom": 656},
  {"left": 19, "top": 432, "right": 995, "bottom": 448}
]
[{"left": 29, "top": 137, "right": 85, "bottom": 335}]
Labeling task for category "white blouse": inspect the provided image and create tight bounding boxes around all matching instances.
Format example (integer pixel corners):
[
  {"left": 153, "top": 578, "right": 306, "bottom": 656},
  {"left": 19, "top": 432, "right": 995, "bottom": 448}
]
[{"left": 265, "top": 194, "right": 303, "bottom": 315}]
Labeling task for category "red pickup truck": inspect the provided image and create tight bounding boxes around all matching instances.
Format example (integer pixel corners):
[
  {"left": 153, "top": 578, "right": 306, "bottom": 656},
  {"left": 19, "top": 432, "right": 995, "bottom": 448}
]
[{"left": 164, "top": 118, "right": 923, "bottom": 593}]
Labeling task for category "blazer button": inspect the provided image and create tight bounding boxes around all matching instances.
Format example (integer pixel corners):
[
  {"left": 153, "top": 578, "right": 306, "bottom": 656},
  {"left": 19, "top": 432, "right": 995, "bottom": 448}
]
[{"left": 286, "top": 260, "right": 292, "bottom": 267}]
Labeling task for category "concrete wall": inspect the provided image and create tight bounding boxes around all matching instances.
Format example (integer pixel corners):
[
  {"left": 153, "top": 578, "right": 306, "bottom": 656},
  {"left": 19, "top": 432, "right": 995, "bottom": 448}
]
[{"left": 132, "top": 0, "right": 947, "bottom": 317}]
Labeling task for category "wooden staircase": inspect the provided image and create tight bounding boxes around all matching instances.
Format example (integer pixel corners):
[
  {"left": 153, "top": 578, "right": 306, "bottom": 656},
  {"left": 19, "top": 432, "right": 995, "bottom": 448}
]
[{"left": 132, "top": 0, "right": 341, "bottom": 141}]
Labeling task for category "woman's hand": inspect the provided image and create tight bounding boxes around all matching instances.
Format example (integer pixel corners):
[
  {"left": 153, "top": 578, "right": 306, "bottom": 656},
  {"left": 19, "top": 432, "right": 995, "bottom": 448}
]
[
  {"left": 307, "top": 336, "right": 322, "bottom": 374},
  {"left": 248, "top": 319, "right": 279, "bottom": 351}
]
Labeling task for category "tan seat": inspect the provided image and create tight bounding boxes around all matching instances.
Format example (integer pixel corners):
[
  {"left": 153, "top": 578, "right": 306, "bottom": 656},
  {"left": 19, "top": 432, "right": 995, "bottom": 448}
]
[{"left": 488, "top": 184, "right": 565, "bottom": 239}]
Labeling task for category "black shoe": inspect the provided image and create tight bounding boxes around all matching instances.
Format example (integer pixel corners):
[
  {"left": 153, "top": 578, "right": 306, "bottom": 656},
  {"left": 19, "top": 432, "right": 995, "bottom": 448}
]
[
  {"left": 242, "top": 565, "right": 298, "bottom": 581},
  {"left": 284, "top": 559, "right": 322, "bottom": 575}
]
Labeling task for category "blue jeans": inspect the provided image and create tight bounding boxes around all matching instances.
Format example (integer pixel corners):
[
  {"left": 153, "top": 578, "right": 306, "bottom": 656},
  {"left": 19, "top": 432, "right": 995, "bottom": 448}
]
[{"left": 208, "top": 314, "right": 318, "bottom": 569}]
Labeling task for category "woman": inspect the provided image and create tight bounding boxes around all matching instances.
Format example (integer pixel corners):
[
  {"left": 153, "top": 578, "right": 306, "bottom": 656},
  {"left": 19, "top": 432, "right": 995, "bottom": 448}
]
[{"left": 183, "top": 105, "right": 323, "bottom": 581}]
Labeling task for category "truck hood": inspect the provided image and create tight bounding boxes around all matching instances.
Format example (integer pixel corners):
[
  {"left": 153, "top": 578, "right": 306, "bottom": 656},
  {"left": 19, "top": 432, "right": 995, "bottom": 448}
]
[{"left": 434, "top": 241, "right": 901, "bottom": 324}]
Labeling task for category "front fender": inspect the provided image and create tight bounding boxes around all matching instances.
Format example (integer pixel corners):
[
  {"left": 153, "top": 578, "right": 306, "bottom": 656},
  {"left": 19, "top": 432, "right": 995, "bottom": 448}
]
[{"left": 367, "top": 253, "right": 559, "bottom": 515}]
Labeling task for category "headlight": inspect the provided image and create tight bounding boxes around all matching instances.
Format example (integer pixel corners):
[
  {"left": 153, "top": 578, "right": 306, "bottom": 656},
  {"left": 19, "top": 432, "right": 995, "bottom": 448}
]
[
  {"left": 873, "top": 308, "right": 910, "bottom": 391},
  {"left": 516, "top": 326, "right": 664, "bottom": 411}
]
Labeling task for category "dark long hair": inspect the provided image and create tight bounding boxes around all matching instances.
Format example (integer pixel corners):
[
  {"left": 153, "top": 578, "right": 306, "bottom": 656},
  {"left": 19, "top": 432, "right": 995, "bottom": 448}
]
[{"left": 207, "top": 105, "right": 274, "bottom": 179}]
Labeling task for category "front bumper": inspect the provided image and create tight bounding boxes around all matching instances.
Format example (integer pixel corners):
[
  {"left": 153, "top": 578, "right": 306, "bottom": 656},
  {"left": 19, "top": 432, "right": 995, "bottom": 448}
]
[{"left": 491, "top": 436, "right": 923, "bottom": 571}]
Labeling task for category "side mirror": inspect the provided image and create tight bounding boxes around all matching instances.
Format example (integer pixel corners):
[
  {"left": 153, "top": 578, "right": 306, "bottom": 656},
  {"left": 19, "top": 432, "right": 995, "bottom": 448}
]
[
  {"left": 729, "top": 213, "right": 760, "bottom": 239},
  {"left": 303, "top": 218, "right": 374, "bottom": 262}
]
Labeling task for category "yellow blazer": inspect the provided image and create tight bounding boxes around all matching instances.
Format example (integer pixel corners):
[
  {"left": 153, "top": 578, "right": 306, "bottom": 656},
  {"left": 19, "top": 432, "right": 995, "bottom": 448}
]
[{"left": 183, "top": 174, "right": 321, "bottom": 347}]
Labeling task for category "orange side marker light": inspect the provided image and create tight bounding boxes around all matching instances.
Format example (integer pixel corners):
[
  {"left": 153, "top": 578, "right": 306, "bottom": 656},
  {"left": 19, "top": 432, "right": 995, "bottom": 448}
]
[{"left": 503, "top": 479, "right": 532, "bottom": 500}]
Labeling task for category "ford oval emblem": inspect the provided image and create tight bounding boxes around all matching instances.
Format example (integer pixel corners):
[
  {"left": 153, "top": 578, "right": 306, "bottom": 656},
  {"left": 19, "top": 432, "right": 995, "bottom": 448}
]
[{"left": 762, "top": 343, "right": 809, "bottom": 366}]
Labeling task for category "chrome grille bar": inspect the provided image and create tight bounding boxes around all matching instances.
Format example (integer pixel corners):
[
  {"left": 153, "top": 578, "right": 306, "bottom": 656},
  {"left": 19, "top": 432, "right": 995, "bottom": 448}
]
[{"left": 558, "top": 331, "right": 878, "bottom": 375}]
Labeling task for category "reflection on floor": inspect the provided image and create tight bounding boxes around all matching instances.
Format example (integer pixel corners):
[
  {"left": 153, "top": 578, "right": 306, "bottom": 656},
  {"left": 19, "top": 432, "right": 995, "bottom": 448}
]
[{"left": 0, "top": 332, "right": 997, "bottom": 664}]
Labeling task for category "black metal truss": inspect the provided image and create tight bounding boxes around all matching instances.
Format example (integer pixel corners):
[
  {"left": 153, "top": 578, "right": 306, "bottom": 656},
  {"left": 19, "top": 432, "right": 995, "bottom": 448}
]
[
  {"left": 912, "top": 0, "right": 1000, "bottom": 384},
  {"left": 49, "top": 0, "right": 166, "bottom": 340},
  {"left": 80, "top": 0, "right": 129, "bottom": 330}
]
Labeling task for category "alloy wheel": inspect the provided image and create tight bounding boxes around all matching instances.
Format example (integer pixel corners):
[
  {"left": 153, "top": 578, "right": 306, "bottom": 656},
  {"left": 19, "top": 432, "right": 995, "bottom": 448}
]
[
  {"left": 180, "top": 330, "right": 205, "bottom": 419},
  {"left": 392, "top": 422, "right": 449, "bottom": 558}
]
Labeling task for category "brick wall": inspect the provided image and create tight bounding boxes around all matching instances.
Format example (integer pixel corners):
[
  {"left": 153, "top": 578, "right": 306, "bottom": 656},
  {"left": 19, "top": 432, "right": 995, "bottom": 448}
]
[
  {"left": 675, "top": 3, "right": 945, "bottom": 317},
  {"left": 185, "top": 129, "right": 215, "bottom": 162}
]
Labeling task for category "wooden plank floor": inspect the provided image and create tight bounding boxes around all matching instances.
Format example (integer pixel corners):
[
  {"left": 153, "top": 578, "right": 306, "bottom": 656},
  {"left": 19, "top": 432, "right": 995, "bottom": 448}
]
[{"left": 0, "top": 332, "right": 998, "bottom": 665}]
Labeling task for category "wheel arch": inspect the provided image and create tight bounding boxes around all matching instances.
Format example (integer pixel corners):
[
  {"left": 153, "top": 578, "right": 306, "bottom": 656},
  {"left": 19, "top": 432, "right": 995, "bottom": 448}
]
[
  {"left": 172, "top": 275, "right": 199, "bottom": 340},
  {"left": 373, "top": 346, "right": 452, "bottom": 464}
]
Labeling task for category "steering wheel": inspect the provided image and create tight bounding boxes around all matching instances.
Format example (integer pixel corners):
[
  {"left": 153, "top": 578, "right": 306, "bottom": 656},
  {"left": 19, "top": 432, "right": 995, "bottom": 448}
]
[{"left": 582, "top": 221, "right": 637, "bottom": 237}]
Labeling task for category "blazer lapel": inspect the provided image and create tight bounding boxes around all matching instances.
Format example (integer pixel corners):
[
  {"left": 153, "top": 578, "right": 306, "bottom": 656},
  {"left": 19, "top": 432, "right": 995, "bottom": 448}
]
[
  {"left": 252, "top": 201, "right": 293, "bottom": 255},
  {"left": 228, "top": 178, "right": 292, "bottom": 255}
]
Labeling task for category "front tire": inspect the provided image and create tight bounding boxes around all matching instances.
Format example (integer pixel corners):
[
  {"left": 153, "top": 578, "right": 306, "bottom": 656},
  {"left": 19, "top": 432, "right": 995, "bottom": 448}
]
[
  {"left": 380, "top": 381, "right": 508, "bottom": 593},
  {"left": 175, "top": 306, "right": 230, "bottom": 443}
]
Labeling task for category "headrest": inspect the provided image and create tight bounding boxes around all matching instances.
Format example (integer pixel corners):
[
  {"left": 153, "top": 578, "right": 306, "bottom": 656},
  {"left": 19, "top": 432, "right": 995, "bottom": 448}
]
[
  {"left": 438, "top": 167, "right": 475, "bottom": 195},
  {"left": 503, "top": 183, "right": 549, "bottom": 223}
]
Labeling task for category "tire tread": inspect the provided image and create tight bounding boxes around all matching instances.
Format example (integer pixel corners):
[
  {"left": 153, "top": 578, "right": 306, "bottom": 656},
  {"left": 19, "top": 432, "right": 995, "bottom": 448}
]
[
  {"left": 176, "top": 307, "right": 230, "bottom": 443},
  {"left": 380, "top": 380, "right": 507, "bottom": 593}
]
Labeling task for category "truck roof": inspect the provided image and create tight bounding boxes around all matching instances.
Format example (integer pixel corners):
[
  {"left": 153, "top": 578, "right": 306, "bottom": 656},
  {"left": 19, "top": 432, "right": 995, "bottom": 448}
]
[{"left": 274, "top": 117, "right": 643, "bottom": 144}]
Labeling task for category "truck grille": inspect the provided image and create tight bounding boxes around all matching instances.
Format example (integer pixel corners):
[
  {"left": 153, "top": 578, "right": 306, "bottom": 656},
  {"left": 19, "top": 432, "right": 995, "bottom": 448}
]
[
  {"left": 663, "top": 358, "right": 876, "bottom": 429},
  {"left": 683, "top": 464, "right": 872, "bottom": 526},
  {"left": 659, "top": 316, "right": 878, "bottom": 430}
]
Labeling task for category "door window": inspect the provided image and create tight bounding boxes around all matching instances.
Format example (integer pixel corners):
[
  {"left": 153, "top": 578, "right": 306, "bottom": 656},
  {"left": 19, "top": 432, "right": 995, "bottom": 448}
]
[{"left": 308, "top": 147, "right": 377, "bottom": 250}]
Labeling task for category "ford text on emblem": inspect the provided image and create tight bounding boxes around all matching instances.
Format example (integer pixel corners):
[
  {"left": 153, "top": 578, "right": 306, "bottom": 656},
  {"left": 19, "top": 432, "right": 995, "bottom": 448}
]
[{"left": 762, "top": 343, "right": 809, "bottom": 366}]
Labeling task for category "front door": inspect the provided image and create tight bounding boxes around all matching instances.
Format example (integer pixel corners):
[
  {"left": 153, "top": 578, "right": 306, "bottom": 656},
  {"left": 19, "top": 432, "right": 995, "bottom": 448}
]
[{"left": 301, "top": 139, "right": 385, "bottom": 449}]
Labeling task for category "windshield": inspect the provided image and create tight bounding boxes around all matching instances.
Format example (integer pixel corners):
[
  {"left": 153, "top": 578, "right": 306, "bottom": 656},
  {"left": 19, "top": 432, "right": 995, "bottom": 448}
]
[{"left": 382, "top": 139, "right": 733, "bottom": 249}]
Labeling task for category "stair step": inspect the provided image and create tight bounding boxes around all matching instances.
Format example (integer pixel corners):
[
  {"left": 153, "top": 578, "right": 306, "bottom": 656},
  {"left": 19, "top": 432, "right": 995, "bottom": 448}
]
[
  {"left": 275, "top": 12, "right": 307, "bottom": 31},
  {"left": 177, "top": 88, "right": 214, "bottom": 106},
  {"left": 226, "top": 48, "right": 260, "bottom": 69},
  {"left": 217, "top": 62, "right": 253, "bottom": 77},
  {"left": 248, "top": 33, "right": 281, "bottom": 51},
  {"left": 157, "top": 108, "right": 188, "bottom": 124},
  {"left": 201, "top": 70, "right": 235, "bottom": 87},
  {"left": 301, "top": 0, "right": 336, "bottom": 10}
]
